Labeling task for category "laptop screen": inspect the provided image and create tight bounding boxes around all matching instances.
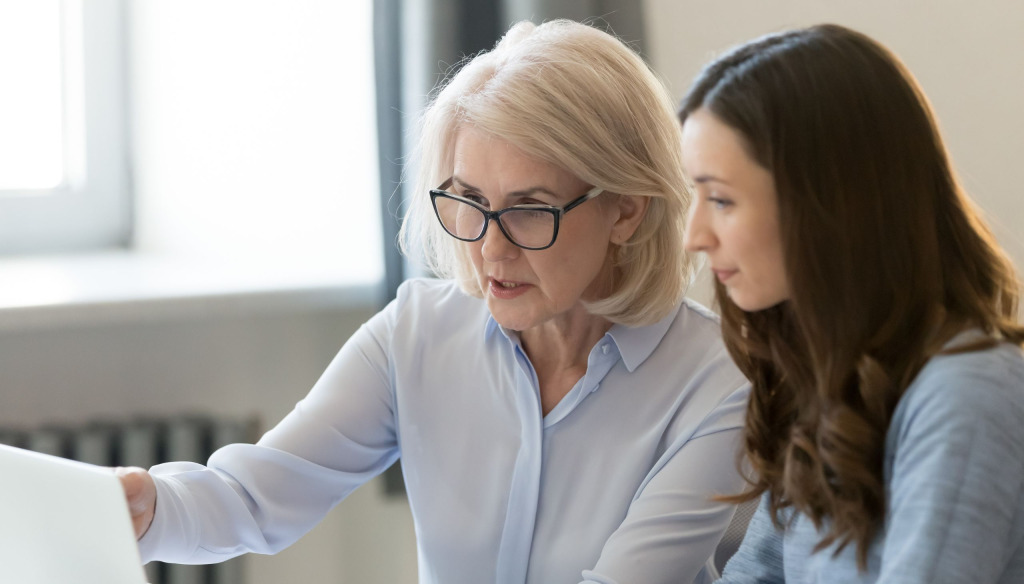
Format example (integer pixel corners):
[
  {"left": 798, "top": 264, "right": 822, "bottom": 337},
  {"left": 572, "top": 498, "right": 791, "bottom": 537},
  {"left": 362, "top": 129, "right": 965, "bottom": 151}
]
[{"left": 0, "top": 443, "right": 148, "bottom": 584}]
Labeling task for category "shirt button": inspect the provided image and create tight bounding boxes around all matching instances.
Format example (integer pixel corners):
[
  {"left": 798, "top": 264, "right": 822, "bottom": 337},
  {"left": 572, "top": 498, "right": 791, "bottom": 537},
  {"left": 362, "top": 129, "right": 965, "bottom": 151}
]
[{"left": 601, "top": 344, "right": 609, "bottom": 355}]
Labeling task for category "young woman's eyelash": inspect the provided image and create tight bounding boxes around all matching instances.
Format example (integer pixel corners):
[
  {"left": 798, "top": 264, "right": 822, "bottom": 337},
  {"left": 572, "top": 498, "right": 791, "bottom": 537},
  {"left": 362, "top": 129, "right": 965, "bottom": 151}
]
[{"left": 707, "top": 196, "right": 733, "bottom": 209}]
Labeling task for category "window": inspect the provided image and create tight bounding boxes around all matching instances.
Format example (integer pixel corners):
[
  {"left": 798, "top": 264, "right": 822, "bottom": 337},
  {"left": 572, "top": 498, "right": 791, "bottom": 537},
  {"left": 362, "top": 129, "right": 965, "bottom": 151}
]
[
  {"left": 0, "top": 2, "right": 62, "bottom": 190},
  {"left": 129, "top": 1, "right": 382, "bottom": 285},
  {"left": 0, "top": 0, "right": 131, "bottom": 255},
  {"left": 1, "top": 1, "right": 383, "bottom": 306}
]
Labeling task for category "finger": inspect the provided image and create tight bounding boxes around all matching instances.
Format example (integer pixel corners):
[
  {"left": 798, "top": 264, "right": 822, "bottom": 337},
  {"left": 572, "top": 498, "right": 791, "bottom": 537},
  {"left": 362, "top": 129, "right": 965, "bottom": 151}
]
[{"left": 114, "top": 467, "right": 152, "bottom": 514}]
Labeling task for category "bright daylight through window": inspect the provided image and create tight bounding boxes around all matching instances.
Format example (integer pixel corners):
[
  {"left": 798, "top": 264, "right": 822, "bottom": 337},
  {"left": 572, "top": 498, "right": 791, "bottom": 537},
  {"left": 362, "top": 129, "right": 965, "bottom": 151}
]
[
  {"left": 0, "top": 1, "right": 63, "bottom": 190},
  {"left": 0, "top": 0, "right": 130, "bottom": 256},
  {"left": 0, "top": 1, "right": 383, "bottom": 307}
]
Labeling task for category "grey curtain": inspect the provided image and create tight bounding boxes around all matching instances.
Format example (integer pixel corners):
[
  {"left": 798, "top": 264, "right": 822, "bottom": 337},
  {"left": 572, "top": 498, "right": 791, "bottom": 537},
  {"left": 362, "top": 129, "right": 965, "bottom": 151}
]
[{"left": 373, "top": 0, "right": 646, "bottom": 495}]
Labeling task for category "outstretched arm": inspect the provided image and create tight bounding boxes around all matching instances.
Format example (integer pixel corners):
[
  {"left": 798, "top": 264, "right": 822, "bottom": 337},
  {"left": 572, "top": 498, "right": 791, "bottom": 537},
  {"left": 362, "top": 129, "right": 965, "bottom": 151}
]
[{"left": 132, "top": 302, "right": 402, "bottom": 565}]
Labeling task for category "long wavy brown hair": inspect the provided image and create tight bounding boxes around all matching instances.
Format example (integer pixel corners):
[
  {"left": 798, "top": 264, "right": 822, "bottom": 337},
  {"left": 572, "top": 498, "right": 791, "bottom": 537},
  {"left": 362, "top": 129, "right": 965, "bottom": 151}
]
[{"left": 679, "top": 24, "right": 1024, "bottom": 568}]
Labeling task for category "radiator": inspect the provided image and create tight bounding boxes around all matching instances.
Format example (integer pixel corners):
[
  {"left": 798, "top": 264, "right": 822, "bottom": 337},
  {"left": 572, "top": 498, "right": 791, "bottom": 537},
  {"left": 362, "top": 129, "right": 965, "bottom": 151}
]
[{"left": 0, "top": 414, "right": 259, "bottom": 584}]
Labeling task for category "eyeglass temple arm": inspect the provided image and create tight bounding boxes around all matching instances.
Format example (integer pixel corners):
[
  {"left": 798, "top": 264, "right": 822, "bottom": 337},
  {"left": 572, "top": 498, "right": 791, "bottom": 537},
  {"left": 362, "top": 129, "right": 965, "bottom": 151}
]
[{"left": 562, "top": 186, "right": 605, "bottom": 214}]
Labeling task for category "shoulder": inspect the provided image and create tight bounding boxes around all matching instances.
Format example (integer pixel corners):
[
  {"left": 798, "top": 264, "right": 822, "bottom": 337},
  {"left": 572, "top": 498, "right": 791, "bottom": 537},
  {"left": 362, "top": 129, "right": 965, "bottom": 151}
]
[
  {"left": 392, "top": 278, "right": 485, "bottom": 317},
  {"left": 667, "top": 297, "right": 725, "bottom": 345},
  {"left": 679, "top": 296, "right": 722, "bottom": 324},
  {"left": 883, "top": 338, "right": 1024, "bottom": 533},
  {"left": 891, "top": 338, "right": 1024, "bottom": 443},
  {"left": 903, "top": 339, "right": 1024, "bottom": 413},
  {"left": 608, "top": 295, "right": 743, "bottom": 394},
  {"left": 654, "top": 298, "right": 750, "bottom": 431},
  {"left": 394, "top": 276, "right": 463, "bottom": 302},
  {"left": 660, "top": 297, "right": 733, "bottom": 368},
  {"left": 368, "top": 278, "right": 488, "bottom": 343}
]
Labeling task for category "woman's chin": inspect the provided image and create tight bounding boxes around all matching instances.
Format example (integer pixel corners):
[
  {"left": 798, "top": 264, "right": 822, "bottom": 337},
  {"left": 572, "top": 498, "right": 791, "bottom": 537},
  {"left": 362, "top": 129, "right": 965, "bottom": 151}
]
[{"left": 487, "top": 304, "right": 538, "bottom": 333}]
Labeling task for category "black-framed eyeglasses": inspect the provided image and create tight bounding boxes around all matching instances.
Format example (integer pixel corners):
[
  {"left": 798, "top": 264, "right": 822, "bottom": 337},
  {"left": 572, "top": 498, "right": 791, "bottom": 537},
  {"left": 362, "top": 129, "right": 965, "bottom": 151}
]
[{"left": 429, "top": 178, "right": 605, "bottom": 251}]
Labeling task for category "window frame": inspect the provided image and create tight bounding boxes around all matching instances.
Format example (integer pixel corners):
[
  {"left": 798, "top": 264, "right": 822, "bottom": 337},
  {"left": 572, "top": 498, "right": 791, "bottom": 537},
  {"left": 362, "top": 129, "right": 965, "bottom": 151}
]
[{"left": 0, "top": 0, "right": 131, "bottom": 255}]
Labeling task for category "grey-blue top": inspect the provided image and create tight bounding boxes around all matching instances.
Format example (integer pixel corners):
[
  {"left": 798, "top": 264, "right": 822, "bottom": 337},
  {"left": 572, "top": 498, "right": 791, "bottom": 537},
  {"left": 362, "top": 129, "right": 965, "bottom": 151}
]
[{"left": 718, "top": 333, "right": 1024, "bottom": 583}]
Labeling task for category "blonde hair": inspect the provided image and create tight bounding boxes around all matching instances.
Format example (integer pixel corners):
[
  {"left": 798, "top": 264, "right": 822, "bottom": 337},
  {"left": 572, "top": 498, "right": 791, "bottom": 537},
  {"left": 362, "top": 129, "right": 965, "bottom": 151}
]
[{"left": 399, "top": 19, "right": 692, "bottom": 326}]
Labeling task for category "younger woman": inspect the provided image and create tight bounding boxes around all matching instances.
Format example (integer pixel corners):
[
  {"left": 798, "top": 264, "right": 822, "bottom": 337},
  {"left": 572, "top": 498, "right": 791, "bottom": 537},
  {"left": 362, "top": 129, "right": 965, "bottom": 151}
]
[{"left": 680, "top": 24, "right": 1024, "bottom": 583}]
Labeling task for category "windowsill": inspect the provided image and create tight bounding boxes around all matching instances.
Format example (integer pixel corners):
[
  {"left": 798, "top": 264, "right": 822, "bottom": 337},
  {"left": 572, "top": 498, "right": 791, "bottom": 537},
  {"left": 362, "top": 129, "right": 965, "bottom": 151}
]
[{"left": 0, "top": 250, "right": 384, "bottom": 331}]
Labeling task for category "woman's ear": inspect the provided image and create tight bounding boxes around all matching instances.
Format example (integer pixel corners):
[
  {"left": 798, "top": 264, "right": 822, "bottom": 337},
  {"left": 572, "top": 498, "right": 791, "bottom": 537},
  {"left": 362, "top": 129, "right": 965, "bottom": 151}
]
[{"left": 610, "top": 194, "right": 650, "bottom": 244}]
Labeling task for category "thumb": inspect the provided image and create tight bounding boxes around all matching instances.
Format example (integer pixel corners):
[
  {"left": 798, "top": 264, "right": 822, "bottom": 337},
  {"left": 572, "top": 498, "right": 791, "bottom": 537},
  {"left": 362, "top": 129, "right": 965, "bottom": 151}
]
[{"left": 113, "top": 466, "right": 157, "bottom": 538}]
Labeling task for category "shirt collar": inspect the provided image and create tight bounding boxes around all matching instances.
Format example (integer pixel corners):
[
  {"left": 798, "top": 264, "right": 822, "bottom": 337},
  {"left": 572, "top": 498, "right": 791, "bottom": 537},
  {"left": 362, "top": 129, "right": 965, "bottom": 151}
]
[
  {"left": 484, "top": 314, "right": 506, "bottom": 341},
  {"left": 606, "top": 301, "right": 682, "bottom": 372},
  {"left": 483, "top": 300, "right": 682, "bottom": 371}
]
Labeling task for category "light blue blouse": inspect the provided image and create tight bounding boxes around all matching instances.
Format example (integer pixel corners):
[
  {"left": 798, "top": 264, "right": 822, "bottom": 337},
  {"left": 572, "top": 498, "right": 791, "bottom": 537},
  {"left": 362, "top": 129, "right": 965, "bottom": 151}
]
[
  {"left": 718, "top": 334, "right": 1024, "bottom": 583},
  {"left": 138, "top": 278, "right": 751, "bottom": 584}
]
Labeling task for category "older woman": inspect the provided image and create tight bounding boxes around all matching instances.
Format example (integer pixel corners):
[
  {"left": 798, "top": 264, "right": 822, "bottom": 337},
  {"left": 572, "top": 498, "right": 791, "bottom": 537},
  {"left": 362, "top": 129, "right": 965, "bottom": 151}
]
[{"left": 119, "top": 20, "right": 749, "bottom": 584}]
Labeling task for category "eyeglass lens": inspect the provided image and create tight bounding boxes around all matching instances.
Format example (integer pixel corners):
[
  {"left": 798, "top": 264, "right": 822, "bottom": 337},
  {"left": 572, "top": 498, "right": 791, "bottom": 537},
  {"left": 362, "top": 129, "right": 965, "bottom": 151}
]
[{"left": 433, "top": 196, "right": 556, "bottom": 249}]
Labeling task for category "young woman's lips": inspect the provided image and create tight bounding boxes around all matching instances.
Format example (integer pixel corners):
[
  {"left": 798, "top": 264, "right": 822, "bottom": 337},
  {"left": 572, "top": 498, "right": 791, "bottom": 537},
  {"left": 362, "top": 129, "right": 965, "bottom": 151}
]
[
  {"left": 713, "top": 269, "right": 738, "bottom": 282},
  {"left": 489, "top": 278, "right": 531, "bottom": 299}
]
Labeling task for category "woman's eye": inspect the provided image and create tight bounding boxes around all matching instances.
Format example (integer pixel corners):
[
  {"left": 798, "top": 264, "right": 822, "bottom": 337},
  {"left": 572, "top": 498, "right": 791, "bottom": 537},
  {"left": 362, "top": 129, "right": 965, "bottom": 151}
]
[
  {"left": 462, "top": 193, "right": 487, "bottom": 206},
  {"left": 708, "top": 196, "right": 733, "bottom": 210}
]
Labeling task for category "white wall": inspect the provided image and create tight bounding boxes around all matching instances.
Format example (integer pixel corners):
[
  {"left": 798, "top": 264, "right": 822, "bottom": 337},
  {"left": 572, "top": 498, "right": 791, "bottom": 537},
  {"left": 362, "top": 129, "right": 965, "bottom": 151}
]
[{"left": 645, "top": 0, "right": 1024, "bottom": 310}]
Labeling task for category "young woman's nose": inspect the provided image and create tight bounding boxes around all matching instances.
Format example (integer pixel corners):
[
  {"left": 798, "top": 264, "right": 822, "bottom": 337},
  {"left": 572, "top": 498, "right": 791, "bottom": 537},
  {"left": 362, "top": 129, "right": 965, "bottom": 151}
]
[{"left": 683, "top": 203, "right": 716, "bottom": 253}]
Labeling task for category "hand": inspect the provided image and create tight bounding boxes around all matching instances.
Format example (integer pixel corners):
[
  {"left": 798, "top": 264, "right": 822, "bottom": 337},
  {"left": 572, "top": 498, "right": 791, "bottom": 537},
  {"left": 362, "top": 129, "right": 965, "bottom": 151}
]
[{"left": 115, "top": 466, "right": 157, "bottom": 540}]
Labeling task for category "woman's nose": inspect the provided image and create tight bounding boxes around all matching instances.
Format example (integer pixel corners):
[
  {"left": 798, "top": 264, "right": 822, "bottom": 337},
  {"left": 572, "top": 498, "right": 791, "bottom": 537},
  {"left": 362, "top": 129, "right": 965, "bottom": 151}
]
[
  {"left": 479, "top": 219, "right": 520, "bottom": 262},
  {"left": 683, "top": 203, "right": 715, "bottom": 253}
]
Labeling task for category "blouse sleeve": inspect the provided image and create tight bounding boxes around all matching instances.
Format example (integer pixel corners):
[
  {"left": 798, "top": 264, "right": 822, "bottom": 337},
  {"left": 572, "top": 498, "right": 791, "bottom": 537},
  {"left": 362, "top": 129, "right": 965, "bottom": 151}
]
[
  {"left": 876, "top": 347, "right": 1024, "bottom": 583},
  {"left": 138, "top": 297, "right": 402, "bottom": 564},
  {"left": 582, "top": 381, "right": 753, "bottom": 584},
  {"left": 715, "top": 493, "right": 786, "bottom": 584}
]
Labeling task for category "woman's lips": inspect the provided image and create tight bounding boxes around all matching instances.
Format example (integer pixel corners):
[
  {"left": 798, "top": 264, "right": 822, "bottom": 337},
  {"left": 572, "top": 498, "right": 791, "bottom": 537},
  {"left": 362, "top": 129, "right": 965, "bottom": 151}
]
[
  {"left": 489, "top": 278, "right": 531, "bottom": 299},
  {"left": 713, "top": 269, "right": 737, "bottom": 282}
]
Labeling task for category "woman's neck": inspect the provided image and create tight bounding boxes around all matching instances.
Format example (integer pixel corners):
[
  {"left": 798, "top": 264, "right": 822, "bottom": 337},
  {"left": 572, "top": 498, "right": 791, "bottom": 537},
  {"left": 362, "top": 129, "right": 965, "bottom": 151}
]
[{"left": 519, "top": 308, "right": 614, "bottom": 415}]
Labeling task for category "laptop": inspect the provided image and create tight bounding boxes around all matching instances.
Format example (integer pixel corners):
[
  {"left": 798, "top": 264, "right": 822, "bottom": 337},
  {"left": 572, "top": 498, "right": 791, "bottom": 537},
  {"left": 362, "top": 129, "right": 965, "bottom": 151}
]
[{"left": 0, "top": 443, "right": 148, "bottom": 584}]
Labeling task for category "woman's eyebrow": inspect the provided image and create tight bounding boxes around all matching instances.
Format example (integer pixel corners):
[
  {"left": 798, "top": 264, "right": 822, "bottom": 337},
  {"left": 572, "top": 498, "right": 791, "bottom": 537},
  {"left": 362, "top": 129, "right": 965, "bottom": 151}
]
[
  {"left": 507, "top": 186, "right": 560, "bottom": 199},
  {"left": 451, "top": 177, "right": 560, "bottom": 199},
  {"left": 692, "top": 174, "right": 732, "bottom": 186},
  {"left": 450, "top": 176, "right": 479, "bottom": 192}
]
